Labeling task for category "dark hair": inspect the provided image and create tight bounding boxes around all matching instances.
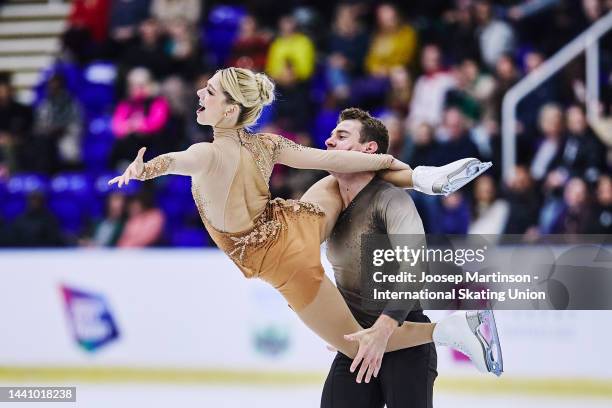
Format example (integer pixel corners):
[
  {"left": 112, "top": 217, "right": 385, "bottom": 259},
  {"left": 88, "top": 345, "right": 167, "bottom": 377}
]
[
  {"left": 0, "top": 71, "right": 11, "bottom": 86},
  {"left": 338, "top": 108, "right": 389, "bottom": 154}
]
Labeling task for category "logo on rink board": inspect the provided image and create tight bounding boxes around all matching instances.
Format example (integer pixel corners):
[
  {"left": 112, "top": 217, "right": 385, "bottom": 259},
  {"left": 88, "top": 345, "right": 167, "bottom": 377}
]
[{"left": 60, "top": 285, "right": 120, "bottom": 352}]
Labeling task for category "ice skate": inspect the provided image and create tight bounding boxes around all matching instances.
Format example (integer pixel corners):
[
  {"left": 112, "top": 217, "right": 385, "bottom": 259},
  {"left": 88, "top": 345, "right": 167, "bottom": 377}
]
[{"left": 412, "top": 158, "right": 493, "bottom": 196}]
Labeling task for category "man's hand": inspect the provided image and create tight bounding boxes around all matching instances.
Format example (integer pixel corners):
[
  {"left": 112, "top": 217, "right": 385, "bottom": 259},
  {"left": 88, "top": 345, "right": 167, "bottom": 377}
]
[{"left": 344, "top": 314, "right": 397, "bottom": 384}]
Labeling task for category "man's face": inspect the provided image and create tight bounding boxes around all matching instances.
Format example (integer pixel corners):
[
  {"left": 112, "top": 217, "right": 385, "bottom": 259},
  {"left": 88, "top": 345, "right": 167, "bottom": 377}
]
[{"left": 326, "top": 119, "right": 375, "bottom": 153}]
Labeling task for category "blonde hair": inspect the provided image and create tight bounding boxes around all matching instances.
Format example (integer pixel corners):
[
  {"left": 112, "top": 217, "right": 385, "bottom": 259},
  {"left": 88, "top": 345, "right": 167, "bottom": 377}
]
[{"left": 218, "top": 67, "right": 275, "bottom": 127}]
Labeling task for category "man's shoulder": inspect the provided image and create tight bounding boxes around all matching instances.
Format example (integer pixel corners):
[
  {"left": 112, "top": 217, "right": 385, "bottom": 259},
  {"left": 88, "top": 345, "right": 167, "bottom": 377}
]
[{"left": 371, "top": 177, "right": 414, "bottom": 204}]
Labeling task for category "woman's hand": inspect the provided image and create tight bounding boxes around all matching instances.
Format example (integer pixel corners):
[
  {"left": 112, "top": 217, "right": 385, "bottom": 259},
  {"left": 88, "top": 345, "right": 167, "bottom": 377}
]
[{"left": 108, "top": 147, "right": 146, "bottom": 188}]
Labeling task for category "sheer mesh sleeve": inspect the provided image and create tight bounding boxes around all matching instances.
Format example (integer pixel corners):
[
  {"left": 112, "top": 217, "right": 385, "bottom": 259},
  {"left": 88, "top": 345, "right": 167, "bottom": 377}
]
[
  {"left": 266, "top": 133, "right": 394, "bottom": 172},
  {"left": 135, "top": 142, "right": 218, "bottom": 180}
]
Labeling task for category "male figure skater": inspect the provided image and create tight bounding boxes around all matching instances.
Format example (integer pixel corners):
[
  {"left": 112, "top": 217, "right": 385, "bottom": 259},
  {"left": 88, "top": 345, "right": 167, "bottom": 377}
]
[{"left": 321, "top": 108, "right": 437, "bottom": 408}]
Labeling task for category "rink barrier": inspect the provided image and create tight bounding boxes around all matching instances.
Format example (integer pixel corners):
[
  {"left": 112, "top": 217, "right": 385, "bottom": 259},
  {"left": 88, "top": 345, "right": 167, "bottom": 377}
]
[{"left": 0, "top": 367, "right": 611, "bottom": 398}]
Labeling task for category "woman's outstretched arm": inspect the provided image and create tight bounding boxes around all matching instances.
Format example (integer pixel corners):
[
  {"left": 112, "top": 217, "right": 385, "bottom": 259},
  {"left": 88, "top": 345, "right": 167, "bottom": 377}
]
[{"left": 108, "top": 143, "right": 217, "bottom": 187}]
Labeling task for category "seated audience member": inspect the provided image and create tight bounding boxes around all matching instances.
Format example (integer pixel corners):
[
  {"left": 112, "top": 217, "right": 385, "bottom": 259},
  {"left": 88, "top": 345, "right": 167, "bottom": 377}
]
[
  {"left": 29, "top": 74, "right": 83, "bottom": 173},
  {"left": 0, "top": 72, "right": 32, "bottom": 174},
  {"left": 530, "top": 103, "right": 565, "bottom": 182},
  {"left": 588, "top": 175, "right": 612, "bottom": 234},
  {"left": 364, "top": 3, "right": 417, "bottom": 77},
  {"left": 227, "top": 15, "right": 272, "bottom": 72},
  {"left": 80, "top": 192, "right": 127, "bottom": 247},
  {"left": 117, "top": 191, "right": 165, "bottom": 248},
  {"left": 503, "top": 166, "right": 541, "bottom": 235},
  {"left": 469, "top": 174, "right": 509, "bottom": 235},
  {"left": 265, "top": 14, "right": 316, "bottom": 83},
  {"left": 407, "top": 44, "right": 457, "bottom": 133},
  {"left": 325, "top": 4, "right": 369, "bottom": 99},
  {"left": 11, "top": 192, "right": 65, "bottom": 247},
  {"left": 110, "top": 67, "right": 170, "bottom": 169}
]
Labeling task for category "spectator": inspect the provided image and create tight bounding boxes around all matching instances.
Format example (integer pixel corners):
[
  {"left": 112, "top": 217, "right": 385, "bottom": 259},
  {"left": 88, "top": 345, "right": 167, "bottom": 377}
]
[
  {"left": 474, "top": 0, "right": 516, "bottom": 69},
  {"left": 0, "top": 72, "right": 32, "bottom": 174},
  {"left": 503, "top": 165, "right": 541, "bottom": 235},
  {"left": 552, "top": 105, "right": 606, "bottom": 183},
  {"left": 110, "top": 67, "right": 171, "bottom": 169},
  {"left": 364, "top": 3, "right": 418, "bottom": 77},
  {"left": 29, "top": 74, "right": 83, "bottom": 173},
  {"left": 407, "top": 44, "right": 457, "bottom": 133},
  {"left": 404, "top": 122, "right": 438, "bottom": 168},
  {"left": 227, "top": 15, "right": 272, "bottom": 72},
  {"left": 265, "top": 14, "right": 316, "bottom": 82},
  {"left": 469, "top": 174, "right": 510, "bottom": 235},
  {"left": 10, "top": 192, "right": 65, "bottom": 247},
  {"left": 430, "top": 107, "right": 480, "bottom": 166},
  {"left": 117, "top": 191, "right": 165, "bottom": 247},
  {"left": 588, "top": 175, "right": 612, "bottom": 234},
  {"left": 151, "top": 0, "right": 201, "bottom": 26},
  {"left": 385, "top": 66, "right": 412, "bottom": 119},
  {"left": 325, "top": 4, "right": 370, "bottom": 100},
  {"left": 530, "top": 103, "right": 564, "bottom": 181},
  {"left": 121, "top": 18, "right": 173, "bottom": 81},
  {"left": 379, "top": 112, "right": 404, "bottom": 158},
  {"left": 490, "top": 53, "right": 519, "bottom": 122},
  {"left": 79, "top": 191, "right": 127, "bottom": 247},
  {"left": 433, "top": 192, "right": 470, "bottom": 234},
  {"left": 63, "top": 0, "right": 111, "bottom": 64},
  {"left": 517, "top": 49, "right": 558, "bottom": 133},
  {"left": 109, "top": 0, "right": 151, "bottom": 49},
  {"left": 441, "top": 0, "right": 480, "bottom": 64},
  {"left": 542, "top": 177, "right": 592, "bottom": 234},
  {"left": 449, "top": 58, "right": 495, "bottom": 121},
  {"left": 165, "top": 18, "right": 203, "bottom": 81}
]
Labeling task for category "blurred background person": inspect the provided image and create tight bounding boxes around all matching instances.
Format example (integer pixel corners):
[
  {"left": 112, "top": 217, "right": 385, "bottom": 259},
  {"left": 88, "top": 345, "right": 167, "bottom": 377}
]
[
  {"left": 28, "top": 74, "right": 83, "bottom": 174},
  {"left": 0, "top": 72, "right": 32, "bottom": 174},
  {"left": 116, "top": 190, "right": 165, "bottom": 248},
  {"left": 79, "top": 191, "right": 127, "bottom": 247},
  {"left": 110, "top": 67, "right": 170, "bottom": 169}
]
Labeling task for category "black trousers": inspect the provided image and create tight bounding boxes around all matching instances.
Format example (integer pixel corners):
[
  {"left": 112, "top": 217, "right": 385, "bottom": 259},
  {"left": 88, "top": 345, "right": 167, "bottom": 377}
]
[{"left": 321, "top": 315, "right": 438, "bottom": 408}]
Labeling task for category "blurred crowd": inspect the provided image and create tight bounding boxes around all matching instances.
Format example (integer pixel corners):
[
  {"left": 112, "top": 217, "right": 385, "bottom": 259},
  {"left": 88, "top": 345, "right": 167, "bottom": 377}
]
[{"left": 0, "top": 0, "right": 611, "bottom": 248}]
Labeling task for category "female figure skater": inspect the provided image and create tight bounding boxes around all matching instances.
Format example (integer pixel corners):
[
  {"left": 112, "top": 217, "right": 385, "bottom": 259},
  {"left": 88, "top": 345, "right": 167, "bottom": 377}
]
[{"left": 109, "top": 67, "right": 502, "bottom": 378}]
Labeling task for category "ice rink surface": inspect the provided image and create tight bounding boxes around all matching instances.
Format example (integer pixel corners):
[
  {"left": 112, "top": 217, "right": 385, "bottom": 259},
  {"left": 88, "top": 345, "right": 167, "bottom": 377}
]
[{"left": 1, "top": 383, "right": 611, "bottom": 408}]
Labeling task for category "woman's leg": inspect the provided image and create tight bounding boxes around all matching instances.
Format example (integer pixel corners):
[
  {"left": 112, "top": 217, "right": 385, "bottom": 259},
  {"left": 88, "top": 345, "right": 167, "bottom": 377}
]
[
  {"left": 295, "top": 274, "right": 434, "bottom": 359},
  {"left": 300, "top": 175, "right": 343, "bottom": 242}
]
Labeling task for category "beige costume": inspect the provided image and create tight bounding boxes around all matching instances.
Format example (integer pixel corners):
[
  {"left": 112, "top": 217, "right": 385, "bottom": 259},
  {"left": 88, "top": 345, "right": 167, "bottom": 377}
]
[{"left": 137, "top": 128, "right": 394, "bottom": 310}]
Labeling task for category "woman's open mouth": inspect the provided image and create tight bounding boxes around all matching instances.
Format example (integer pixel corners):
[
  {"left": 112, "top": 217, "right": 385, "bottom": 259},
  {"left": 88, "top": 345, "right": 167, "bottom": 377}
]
[{"left": 196, "top": 101, "right": 205, "bottom": 113}]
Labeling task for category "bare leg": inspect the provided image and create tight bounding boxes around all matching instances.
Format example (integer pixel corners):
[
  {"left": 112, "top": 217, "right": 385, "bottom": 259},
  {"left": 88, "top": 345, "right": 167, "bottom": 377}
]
[
  {"left": 300, "top": 175, "right": 343, "bottom": 242},
  {"left": 295, "top": 275, "right": 434, "bottom": 358}
]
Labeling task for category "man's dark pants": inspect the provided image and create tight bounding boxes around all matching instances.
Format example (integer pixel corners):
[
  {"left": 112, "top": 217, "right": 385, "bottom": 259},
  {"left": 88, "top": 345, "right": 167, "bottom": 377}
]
[{"left": 321, "top": 313, "right": 437, "bottom": 408}]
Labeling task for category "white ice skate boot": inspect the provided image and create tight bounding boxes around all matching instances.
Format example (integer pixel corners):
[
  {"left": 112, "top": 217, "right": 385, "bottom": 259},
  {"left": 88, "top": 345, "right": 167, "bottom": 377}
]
[
  {"left": 433, "top": 310, "right": 504, "bottom": 376},
  {"left": 412, "top": 158, "right": 493, "bottom": 196}
]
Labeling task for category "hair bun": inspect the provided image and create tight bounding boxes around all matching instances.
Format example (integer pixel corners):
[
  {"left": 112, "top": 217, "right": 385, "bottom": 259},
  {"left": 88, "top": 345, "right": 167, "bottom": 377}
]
[{"left": 255, "top": 73, "right": 275, "bottom": 106}]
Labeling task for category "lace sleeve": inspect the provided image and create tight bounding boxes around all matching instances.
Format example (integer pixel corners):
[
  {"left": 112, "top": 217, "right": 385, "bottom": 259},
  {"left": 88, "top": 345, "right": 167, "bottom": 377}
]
[
  {"left": 135, "top": 142, "right": 218, "bottom": 180},
  {"left": 269, "top": 134, "right": 394, "bottom": 172}
]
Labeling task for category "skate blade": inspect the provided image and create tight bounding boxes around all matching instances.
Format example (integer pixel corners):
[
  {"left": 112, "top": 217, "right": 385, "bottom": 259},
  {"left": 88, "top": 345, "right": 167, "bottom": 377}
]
[
  {"left": 441, "top": 160, "right": 493, "bottom": 196},
  {"left": 476, "top": 310, "right": 504, "bottom": 376}
]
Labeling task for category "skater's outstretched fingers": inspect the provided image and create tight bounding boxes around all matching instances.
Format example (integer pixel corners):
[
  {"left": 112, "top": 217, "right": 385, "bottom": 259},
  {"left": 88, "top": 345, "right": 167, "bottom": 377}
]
[{"left": 108, "top": 147, "right": 147, "bottom": 188}]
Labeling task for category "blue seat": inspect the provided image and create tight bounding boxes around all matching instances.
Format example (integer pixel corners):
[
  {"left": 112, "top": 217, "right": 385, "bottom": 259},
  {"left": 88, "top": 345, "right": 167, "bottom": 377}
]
[
  {"left": 49, "top": 173, "right": 95, "bottom": 233},
  {"left": 1, "top": 174, "right": 49, "bottom": 220},
  {"left": 202, "top": 5, "right": 246, "bottom": 67},
  {"left": 83, "top": 138, "right": 113, "bottom": 172},
  {"left": 169, "top": 227, "right": 208, "bottom": 247}
]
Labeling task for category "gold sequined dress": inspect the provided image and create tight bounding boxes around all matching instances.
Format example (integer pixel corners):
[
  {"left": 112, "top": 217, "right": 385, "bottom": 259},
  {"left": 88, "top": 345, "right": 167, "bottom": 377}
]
[{"left": 136, "top": 127, "right": 394, "bottom": 311}]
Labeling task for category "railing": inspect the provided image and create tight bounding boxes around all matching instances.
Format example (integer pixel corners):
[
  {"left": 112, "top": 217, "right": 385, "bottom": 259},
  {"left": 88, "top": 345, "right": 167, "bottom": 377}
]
[{"left": 501, "top": 11, "right": 612, "bottom": 182}]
